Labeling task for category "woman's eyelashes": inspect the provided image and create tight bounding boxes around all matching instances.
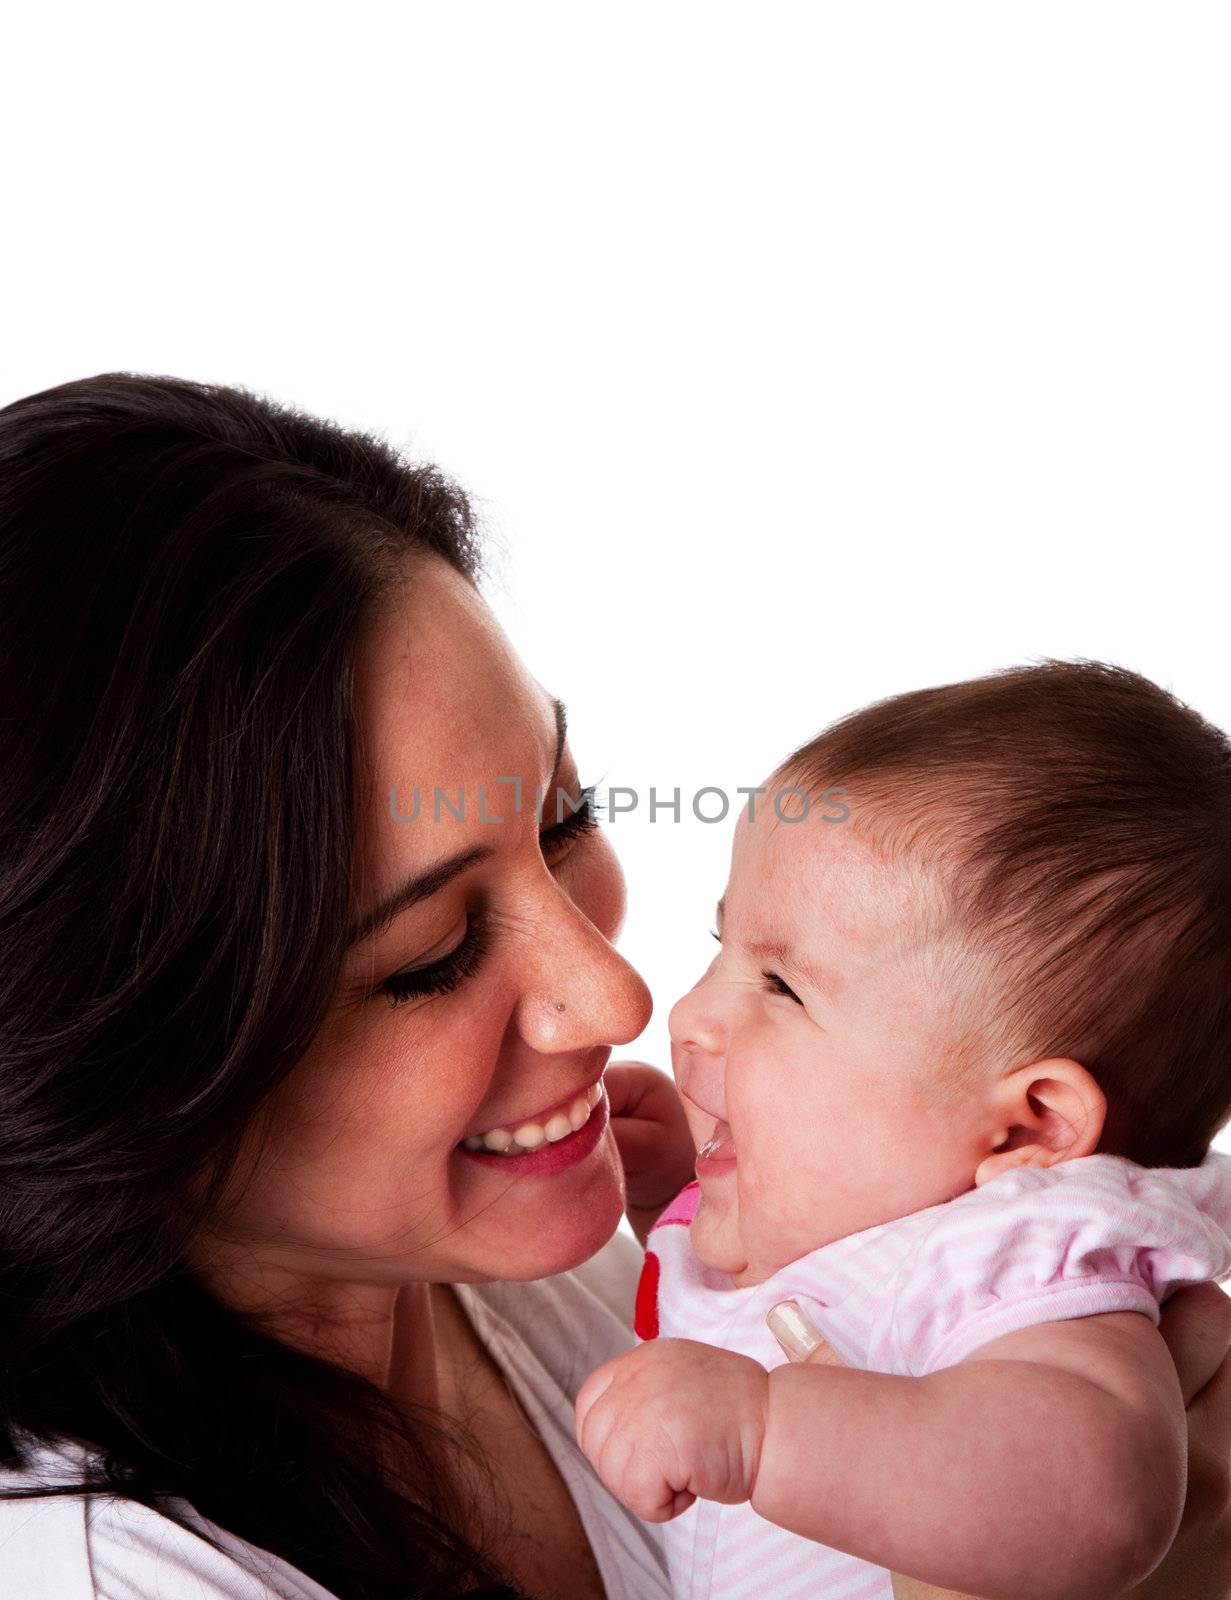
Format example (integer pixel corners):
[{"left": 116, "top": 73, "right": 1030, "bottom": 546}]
[
  {"left": 379, "top": 783, "right": 602, "bottom": 1006},
  {"left": 540, "top": 783, "right": 603, "bottom": 862},
  {"left": 382, "top": 913, "right": 491, "bottom": 1006}
]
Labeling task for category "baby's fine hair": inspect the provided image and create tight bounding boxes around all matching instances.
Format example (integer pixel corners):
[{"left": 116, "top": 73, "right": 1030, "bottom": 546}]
[{"left": 776, "top": 659, "right": 1231, "bottom": 1168}]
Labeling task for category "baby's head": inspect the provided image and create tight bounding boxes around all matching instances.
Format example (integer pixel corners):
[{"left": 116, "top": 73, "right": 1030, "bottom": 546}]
[{"left": 670, "top": 660, "right": 1231, "bottom": 1287}]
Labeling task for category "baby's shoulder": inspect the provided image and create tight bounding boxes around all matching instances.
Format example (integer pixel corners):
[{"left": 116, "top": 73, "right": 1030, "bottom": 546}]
[
  {"left": 883, "top": 1150, "right": 1231, "bottom": 1376},
  {"left": 928, "top": 1149, "right": 1231, "bottom": 1253}
]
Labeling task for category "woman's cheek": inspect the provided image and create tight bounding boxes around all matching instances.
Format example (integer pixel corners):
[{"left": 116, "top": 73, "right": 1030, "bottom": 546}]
[
  {"left": 395, "top": 1008, "right": 508, "bottom": 1136},
  {"left": 570, "top": 834, "right": 627, "bottom": 941}
]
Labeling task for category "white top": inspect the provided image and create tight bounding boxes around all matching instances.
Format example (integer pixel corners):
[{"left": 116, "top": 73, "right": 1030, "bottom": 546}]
[{"left": 0, "top": 1230, "right": 669, "bottom": 1600}]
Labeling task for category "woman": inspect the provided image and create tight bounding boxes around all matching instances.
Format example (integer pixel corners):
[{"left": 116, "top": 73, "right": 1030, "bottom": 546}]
[{"left": 0, "top": 373, "right": 1227, "bottom": 1600}]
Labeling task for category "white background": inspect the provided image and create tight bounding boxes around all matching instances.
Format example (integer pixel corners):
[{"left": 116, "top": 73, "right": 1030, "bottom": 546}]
[{"left": 3, "top": 4, "right": 1229, "bottom": 1148}]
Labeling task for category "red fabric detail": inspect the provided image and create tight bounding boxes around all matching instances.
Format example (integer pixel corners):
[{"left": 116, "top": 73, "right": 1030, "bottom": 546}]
[{"left": 634, "top": 1249, "right": 661, "bottom": 1340}]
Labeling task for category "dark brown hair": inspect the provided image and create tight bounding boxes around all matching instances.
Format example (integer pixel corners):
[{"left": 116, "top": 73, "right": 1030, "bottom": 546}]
[
  {"left": 0, "top": 373, "right": 522, "bottom": 1597},
  {"left": 776, "top": 659, "right": 1231, "bottom": 1168}
]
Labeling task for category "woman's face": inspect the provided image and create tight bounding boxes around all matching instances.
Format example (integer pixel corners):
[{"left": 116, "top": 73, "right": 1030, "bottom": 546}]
[{"left": 201, "top": 554, "right": 652, "bottom": 1290}]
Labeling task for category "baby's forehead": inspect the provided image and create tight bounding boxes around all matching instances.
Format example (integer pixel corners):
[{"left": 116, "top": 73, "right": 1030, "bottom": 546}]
[{"left": 730, "top": 809, "right": 927, "bottom": 944}]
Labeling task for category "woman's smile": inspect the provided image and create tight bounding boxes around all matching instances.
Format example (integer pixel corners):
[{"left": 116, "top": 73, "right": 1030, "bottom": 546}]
[
  {"left": 457, "top": 1081, "right": 611, "bottom": 1176},
  {"left": 459, "top": 1075, "right": 606, "bottom": 1155}
]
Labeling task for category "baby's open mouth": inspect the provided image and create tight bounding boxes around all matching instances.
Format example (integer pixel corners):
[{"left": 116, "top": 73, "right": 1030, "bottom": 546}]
[
  {"left": 459, "top": 1080, "right": 605, "bottom": 1157},
  {"left": 697, "top": 1119, "right": 736, "bottom": 1163}
]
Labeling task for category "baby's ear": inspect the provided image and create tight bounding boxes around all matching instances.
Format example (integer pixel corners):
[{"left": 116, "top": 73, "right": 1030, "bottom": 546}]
[{"left": 973, "top": 1058, "right": 1105, "bottom": 1188}]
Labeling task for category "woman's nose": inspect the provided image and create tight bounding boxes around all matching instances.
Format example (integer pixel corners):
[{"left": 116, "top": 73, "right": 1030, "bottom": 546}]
[{"left": 514, "top": 898, "right": 653, "bottom": 1053}]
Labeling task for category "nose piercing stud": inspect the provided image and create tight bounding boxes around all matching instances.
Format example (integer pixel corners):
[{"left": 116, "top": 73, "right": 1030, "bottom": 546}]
[{"left": 555, "top": 1001, "right": 566, "bottom": 1012}]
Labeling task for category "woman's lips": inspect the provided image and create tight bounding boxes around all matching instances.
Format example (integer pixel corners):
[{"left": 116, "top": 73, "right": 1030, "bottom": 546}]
[
  {"left": 696, "top": 1118, "right": 737, "bottom": 1175},
  {"left": 459, "top": 1078, "right": 604, "bottom": 1155},
  {"left": 456, "top": 1086, "right": 610, "bottom": 1177}
]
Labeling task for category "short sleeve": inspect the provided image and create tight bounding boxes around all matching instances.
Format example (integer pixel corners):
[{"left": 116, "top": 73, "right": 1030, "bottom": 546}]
[
  {"left": 86, "top": 1494, "right": 341, "bottom": 1600},
  {"left": 0, "top": 1483, "right": 337, "bottom": 1600},
  {"left": 882, "top": 1152, "right": 1231, "bottom": 1377},
  {"left": 0, "top": 1434, "right": 339, "bottom": 1600}
]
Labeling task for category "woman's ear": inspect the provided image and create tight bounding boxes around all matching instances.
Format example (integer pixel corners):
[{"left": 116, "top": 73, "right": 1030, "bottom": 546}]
[{"left": 973, "top": 1058, "right": 1106, "bottom": 1188}]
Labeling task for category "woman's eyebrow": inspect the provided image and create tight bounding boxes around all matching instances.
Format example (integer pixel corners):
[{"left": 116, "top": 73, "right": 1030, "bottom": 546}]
[{"left": 346, "top": 698, "right": 568, "bottom": 949}]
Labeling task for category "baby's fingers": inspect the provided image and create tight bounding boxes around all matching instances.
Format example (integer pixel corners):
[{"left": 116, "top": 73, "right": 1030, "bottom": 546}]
[
  {"left": 575, "top": 1359, "right": 696, "bottom": 1523},
  {"left": 594, "top": 1416, "right": 693, "bottom": 1523},
  {"left": 574, "top": 1358, "right": 621, "bottom": 1444}
]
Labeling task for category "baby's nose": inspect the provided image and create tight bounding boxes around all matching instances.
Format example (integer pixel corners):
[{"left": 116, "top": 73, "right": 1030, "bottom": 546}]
[{"left": 667, "top": 980, "right": 723, "bottom": 1057}]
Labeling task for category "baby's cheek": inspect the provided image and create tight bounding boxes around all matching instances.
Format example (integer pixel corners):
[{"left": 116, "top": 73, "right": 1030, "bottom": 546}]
[
  {"left": 741, "top": 1181, "right": 811, "bottom": 1268},
  {"left": 738, "top": 1120, "right": 859, "bottom": 1270},
  {"left": 735, "top": 1068, "right": 822, "bottom": 1169}
]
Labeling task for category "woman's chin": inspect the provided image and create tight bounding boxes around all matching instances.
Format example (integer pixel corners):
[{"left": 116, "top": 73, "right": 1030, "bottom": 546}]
[
  {"left": 503, "top": 1192, "right": 626, "bottom": 1280},
  {"left": 461, "top": 1128, "right": 627, "bottom": 1279}
]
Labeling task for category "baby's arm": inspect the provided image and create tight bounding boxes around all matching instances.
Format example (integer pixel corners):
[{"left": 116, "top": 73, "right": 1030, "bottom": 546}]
[
  {"left": 755, "top": 1309, "right": 1185, "bottom": 1600},
  {"left": 576, "top": 1311, "right": 1186, "bottom": 1600}
]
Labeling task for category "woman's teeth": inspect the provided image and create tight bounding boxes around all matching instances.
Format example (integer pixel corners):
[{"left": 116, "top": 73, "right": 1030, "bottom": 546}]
[{"left": 461, "top": 1080, "right": 604, "bottom": 1156}]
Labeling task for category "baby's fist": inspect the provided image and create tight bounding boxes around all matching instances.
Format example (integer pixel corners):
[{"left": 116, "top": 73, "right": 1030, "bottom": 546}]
[{"left": 574, "top": 1338, "right": 769, "bottom": 1523}]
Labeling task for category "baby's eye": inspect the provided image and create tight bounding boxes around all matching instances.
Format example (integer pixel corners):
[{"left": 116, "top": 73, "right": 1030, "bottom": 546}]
[{"left": 763, "top": 971, "right": 803, "bottom": 1005}]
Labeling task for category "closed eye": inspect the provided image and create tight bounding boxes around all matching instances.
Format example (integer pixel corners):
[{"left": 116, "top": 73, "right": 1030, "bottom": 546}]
[
  {"left": 382, "top": 912, "right": 490, "bottom": 1006},
  {"left": 763, "top": 971, "right": 803, "bottom": 1004},
  {"left": 380, "top": 783, "right": 602, "bottom": 1008},
  {"left": 541, "top": 785, "right": 603, "bottom": 862}
]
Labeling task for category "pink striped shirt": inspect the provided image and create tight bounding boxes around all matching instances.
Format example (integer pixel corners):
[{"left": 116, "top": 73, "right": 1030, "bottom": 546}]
[{"left": 640, "top": 1150, "right": 1231, "bottom": 1600}]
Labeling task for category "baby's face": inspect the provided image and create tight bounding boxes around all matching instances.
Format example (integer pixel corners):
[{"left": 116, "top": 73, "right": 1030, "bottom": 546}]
[{"left": 668, "top": 798, "right": 991, "bottom": 1286}]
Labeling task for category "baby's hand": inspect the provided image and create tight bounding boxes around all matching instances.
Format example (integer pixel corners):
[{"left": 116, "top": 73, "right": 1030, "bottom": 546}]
[
  {"left": 574, "top": 1338, "right": 769, "bottom": 1522},
  {"left": 604, "top": 1060, "right": 696, "bottom": 1244}
]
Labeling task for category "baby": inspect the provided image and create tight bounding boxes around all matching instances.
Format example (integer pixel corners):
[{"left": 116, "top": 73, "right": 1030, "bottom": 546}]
[{"left": 575, "top": 658, "right": 1231, "bottom": 1600}]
